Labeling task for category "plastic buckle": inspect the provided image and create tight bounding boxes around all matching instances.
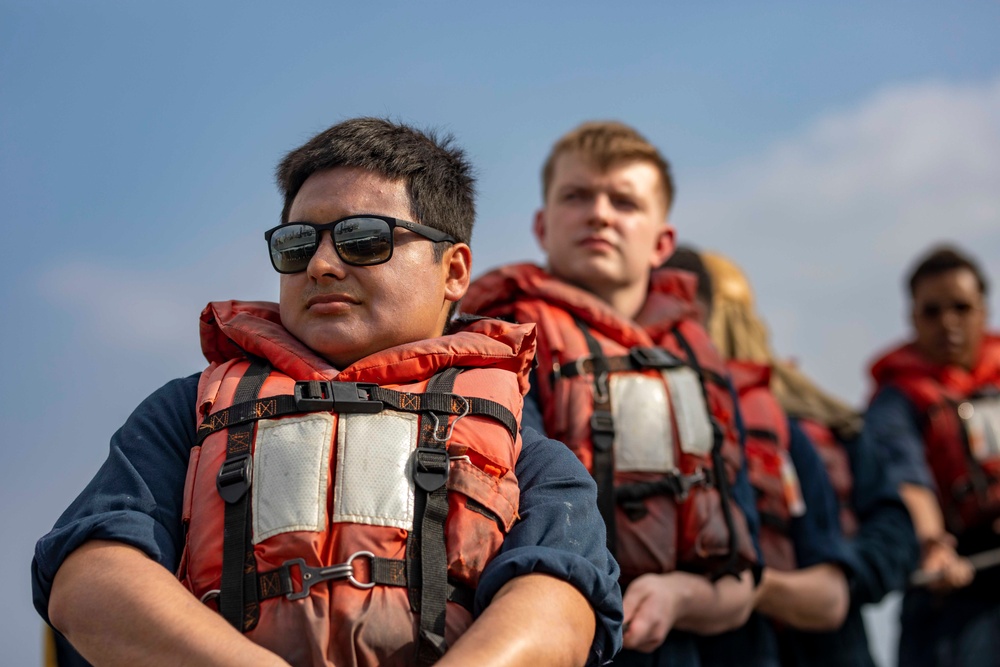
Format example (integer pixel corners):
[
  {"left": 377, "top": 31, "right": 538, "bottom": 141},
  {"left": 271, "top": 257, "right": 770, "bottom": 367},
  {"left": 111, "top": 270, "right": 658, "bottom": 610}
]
[
  {"left": 413, "top": 447, "right": 450, "bottom": 492},
  {"left": 629, "top": 347, "right": 682, "bottom": 369},
  {"left": 281, "top": 551, "right": 376, "bottom": 600},
  {"left": 216, "top": 454, "right": 252, "bottom": 504},
  {"left": 294, "top": 381, "right": 384, "bottom": 414},
  {"left": 590, "top": 411, "right": 615, "bottom": 435},
  {"left": 590, "top": 412, "right": 615, "bottom": 452}
]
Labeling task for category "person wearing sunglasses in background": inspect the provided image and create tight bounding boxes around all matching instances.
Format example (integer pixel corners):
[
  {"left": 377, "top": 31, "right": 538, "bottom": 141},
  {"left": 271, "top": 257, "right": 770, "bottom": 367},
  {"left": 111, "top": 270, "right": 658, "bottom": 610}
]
[
  {"left": 865, "top": 245, "right": 1000, "bottom": 667},
  {"left": 462, "top": 121, "right": 760, "bottom": 667},
  {"left": 32, "top": 118, "right": 623, "bottom": 667}
]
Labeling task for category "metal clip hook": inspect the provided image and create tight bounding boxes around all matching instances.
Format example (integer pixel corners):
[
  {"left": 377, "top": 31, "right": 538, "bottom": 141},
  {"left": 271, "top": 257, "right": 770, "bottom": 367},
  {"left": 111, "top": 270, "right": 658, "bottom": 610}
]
[
  {"left": 429, "top": 396, "right": 470, "bottom": 442},
  {"left": 592, "top": 371, "right": 610, "bottom": 403}
]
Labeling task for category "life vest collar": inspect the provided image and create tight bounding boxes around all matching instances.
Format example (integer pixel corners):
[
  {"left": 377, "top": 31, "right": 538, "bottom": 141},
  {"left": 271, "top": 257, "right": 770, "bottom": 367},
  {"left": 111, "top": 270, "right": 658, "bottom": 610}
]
[
  {"left": 463, "top": 263, "right": 700, "bottom": 349},
  {"left": 200, "top": 300, "right": 537, "bottom": 395},
  {"left": 870, "top": 334, "right": 1000, "bottom": 398}
]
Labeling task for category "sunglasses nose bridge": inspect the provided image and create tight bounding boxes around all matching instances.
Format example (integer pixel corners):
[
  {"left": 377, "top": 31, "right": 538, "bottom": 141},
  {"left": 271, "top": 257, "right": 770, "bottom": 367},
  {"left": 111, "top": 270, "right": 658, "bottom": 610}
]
[{"left": 306, "top": 229, "right": 350, "bottom": 276}]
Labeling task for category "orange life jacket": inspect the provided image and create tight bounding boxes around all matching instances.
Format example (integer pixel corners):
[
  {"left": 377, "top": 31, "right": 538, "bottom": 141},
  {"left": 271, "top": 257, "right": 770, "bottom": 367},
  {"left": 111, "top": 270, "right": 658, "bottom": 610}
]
[
  {"left": 870, "top": 334, "right": 1000, "bottom": 535},
  {"left": 728, "top": 361, "right": 803, "bottom": 572},
  {"left": 178, "top": 301, "right": 534, "bottom": 667},
  {"left": 796, "top": 418, "right": 859, "bottom": 538},
  {"left": 464, "top": 264, "right": 756, "bottom": 583}
]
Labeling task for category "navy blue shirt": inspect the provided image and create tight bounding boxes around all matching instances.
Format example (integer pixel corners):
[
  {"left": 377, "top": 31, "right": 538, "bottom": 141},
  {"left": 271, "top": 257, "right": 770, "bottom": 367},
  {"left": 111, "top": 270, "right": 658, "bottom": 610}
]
[
  {"left": 866, "top": 386, "right": 936, "bottom": 490},
  {"left": 33, "top": 374, "right": 623, "bottom": 666}
]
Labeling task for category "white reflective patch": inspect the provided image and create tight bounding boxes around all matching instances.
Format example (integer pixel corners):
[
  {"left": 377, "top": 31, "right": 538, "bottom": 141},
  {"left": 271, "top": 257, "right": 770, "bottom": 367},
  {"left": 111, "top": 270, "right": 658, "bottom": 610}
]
[
  {"left": 252, "top": 414, "right": 334, "bottom": 543},
  {"left": 333, "top": 412, "right": 418, "bottom": 530},
  {"left": 665, "top": 367, "right": 714, "bottom": 456},
  {"left": 780, "top": 450, "right": 807, "bottom": 518},
  {"left": 962, "top": 396, "right": 1000, "bottom": 463},
  {"left": 610, "top": 374, "right": 676, "bottom": 472}
]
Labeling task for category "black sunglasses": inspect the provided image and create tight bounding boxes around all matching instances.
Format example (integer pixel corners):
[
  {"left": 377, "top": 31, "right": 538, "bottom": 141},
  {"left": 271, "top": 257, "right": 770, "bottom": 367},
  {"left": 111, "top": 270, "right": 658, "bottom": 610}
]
[
  {"left": 264, "top": 215, "right": 457, "bottom": 273},
  {"left": 918, "top": 300, "right": 978, "bottom": 320}
]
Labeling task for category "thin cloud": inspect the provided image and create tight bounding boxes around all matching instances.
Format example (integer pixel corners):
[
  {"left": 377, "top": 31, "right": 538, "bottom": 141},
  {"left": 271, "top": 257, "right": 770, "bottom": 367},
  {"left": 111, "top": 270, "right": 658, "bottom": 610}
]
[
  {"left": 38, "top": 234, "right": 277, "bottom": 365},
  {"left": 679, "top": 76, "right": 1000, "bottom": 403}
]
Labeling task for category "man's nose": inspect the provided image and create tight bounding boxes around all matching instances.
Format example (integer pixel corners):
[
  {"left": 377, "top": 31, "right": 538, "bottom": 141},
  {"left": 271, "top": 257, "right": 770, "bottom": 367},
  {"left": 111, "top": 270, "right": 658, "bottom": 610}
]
[
  {"left": 587, "top": 194, "right": 614, "bottom": 227},
  {"left": 306, "top": 232, "right": 348, "bottom": 280}
]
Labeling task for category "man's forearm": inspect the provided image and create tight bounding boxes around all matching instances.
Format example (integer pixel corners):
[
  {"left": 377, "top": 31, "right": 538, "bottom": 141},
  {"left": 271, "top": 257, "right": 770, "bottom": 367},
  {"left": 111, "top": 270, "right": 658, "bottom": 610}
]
[
  {"left": 898, "top": 483, "right": 948, "bottom": 542},
  {"left": 439, "top": 573, "right": 595, "bottom": 667},
  {"left": 49, "top": 540, "right": 290, "bottom": 667},
  {"left": 754, "top": 564, "right": 849, "bottom": 631},
  {"left": 671, "top": 570, "right": 755, "bottom": 635}
]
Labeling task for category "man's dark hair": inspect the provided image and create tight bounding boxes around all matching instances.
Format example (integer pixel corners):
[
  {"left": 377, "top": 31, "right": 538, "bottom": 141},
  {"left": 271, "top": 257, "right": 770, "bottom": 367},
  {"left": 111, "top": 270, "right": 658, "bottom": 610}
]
[
  {"left": 907, "top": 244, "right": 989, "bottom": 297},
  {"left": 661, "top": 245, "right": 712, "bottom": 316},
  {"left": 276, "top": 118, "right": 476, "bottom": 260}
]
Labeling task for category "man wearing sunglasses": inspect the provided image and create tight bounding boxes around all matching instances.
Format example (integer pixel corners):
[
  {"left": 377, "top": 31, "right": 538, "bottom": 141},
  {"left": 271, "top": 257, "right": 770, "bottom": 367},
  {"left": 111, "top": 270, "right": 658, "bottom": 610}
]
[
  {"left": 462, "top": 121, "right": 760, "bottom": 666},
  {"left": 866, "top": 245, "right": 1000, "bottom": 667},
  {"left": 33, "top": 118, "right": 622, "bottom": 667}
]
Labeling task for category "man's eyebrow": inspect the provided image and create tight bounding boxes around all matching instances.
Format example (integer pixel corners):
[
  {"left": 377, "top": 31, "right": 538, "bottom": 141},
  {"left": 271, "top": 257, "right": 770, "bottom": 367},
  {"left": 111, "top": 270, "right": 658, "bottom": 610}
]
[{"left": 556, "top": 182, "right": 592, "bottom": 192}]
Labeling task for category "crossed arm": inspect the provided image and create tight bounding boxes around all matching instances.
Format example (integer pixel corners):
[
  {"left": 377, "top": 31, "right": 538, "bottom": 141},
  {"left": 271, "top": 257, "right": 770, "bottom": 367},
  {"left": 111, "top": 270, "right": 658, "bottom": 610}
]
[
  {"left": 621, "top": 569, "right": 755, "bottom": 652},
  {"left": 51, "top": 540, "right": 595, "bottom": 667},
  {"left": 754, "top": 564, "right": 848, "bottom": 630}
]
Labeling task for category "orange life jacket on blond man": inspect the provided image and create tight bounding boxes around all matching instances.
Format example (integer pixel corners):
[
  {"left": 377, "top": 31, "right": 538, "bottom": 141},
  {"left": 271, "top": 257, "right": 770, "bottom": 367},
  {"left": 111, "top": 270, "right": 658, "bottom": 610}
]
[
  {"left": 871, "top": 334, "right": 1000, "bottom": 536},
  {"left": 464, "top": 264, "right": 756, "bottom": 585},
  {"left": 179, "top": 301, "right": 534, "bottom": 667}
]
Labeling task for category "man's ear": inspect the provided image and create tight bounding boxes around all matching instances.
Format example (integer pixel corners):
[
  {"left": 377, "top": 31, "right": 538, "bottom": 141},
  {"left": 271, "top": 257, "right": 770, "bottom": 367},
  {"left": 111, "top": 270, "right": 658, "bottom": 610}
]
[
  {"left": 443, "top": 243, "right": 472, "bottom": 303},
  {"left": 532, "top": 209, "right": 548, "bottom": 251},
  {"left": 650, "top": 223, "right": 677, "bottom": 268}
]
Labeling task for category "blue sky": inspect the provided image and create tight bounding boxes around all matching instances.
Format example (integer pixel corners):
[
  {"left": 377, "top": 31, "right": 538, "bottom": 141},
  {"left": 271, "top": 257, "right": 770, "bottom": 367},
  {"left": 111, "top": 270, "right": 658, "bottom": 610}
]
[{"left": 3, "top": 2, "right": 999, "bottom": 664}]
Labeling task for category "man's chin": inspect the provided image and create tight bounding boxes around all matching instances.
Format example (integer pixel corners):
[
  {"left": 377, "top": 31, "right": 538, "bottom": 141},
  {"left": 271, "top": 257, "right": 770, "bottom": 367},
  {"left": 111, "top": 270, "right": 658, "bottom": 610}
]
[{"left": 552, "top": 262, "right": 622, "bottom": 292}]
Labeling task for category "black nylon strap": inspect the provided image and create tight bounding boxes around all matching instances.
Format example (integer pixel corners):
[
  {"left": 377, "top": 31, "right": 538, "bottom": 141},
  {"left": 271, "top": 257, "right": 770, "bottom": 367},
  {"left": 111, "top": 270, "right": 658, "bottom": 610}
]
[
  {"left": 573, "top": 318, "right": 618, "bottom": 555},
  {"left": 556, "top": 348, "right": 729, "bottom": 390},
  {"left": 672, "top": 328, "right": 742, "bottom": 578},
  {"left": 196, "top": 384, "right": 517, "bottom": 444},
  {"left": 217, "top": 359, "right": 270, "bottom": 631},
  {"left": 615, "top": 469, "right": 714, "bottom": 505},
  {"left": 197, "top": 394, "right": 298, "bottom": 443},
  {"left": 411, "top": 367, "right": 461, "bottom": 666},
  {"left": 745, "top": 428, "right": 781, "bottom": 444},
  {"left": 557, "top": 346, "right": 684, "bottom": 379}
]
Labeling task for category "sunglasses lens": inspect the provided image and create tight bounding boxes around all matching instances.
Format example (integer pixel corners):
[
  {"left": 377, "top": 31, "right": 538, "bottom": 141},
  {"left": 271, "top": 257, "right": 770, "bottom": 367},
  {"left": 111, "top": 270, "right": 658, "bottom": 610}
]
[
  {"left": 269, "top": 224, "right": 318, "bottom": 273},
  {"left": 334, "top": 217, "right": 393, "bottom": 266}
]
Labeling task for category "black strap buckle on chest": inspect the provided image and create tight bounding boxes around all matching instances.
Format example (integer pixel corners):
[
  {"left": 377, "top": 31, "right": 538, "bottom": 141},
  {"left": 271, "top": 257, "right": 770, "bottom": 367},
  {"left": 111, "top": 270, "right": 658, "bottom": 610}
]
[
  {"left": 294, "top": 381, "right": 383, "bottom": 413},
  {"left": 629, "top": 346, "right": 684, "bottom": 370},
  {"left": 216, "top": 454, "right": 253, "bottom": 504},
  {"left": 414, "top": 448, "right": 450, "bottom": 492}
]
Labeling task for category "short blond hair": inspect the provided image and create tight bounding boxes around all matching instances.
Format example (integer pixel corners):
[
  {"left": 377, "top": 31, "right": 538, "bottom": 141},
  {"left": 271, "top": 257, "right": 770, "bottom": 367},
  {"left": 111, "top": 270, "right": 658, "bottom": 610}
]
[{"left": 541, "top": 121, "right": 675, "bottom": 210}]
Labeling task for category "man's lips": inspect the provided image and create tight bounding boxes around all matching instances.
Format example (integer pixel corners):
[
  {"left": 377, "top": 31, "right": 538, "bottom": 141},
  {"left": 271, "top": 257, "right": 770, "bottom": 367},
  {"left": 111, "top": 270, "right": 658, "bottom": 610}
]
[
  {"left": 306, "top": 293, "right": 360, "bottom": 312},
  {"left": 577, "top": 235, "right": 616, "bottom": 252}
]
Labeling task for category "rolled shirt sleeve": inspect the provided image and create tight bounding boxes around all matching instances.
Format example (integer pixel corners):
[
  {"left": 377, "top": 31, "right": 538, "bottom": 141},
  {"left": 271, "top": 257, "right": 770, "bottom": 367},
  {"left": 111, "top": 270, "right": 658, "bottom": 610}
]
[
  {"left": 31, "top": 374, "right": 200, "bottom": 625},
  {"left": 476, "top": 426, "right": 624, "bottom": 665},
  {"left": 864, "top": 386, "right": 936, "bottom": 490}
]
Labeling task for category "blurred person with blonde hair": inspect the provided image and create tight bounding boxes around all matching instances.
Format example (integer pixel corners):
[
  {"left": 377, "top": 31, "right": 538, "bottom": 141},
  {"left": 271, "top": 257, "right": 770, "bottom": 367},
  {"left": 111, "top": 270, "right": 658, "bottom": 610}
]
[{"left": 674, "top": 247, "right": 916, "bottom": 666}]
